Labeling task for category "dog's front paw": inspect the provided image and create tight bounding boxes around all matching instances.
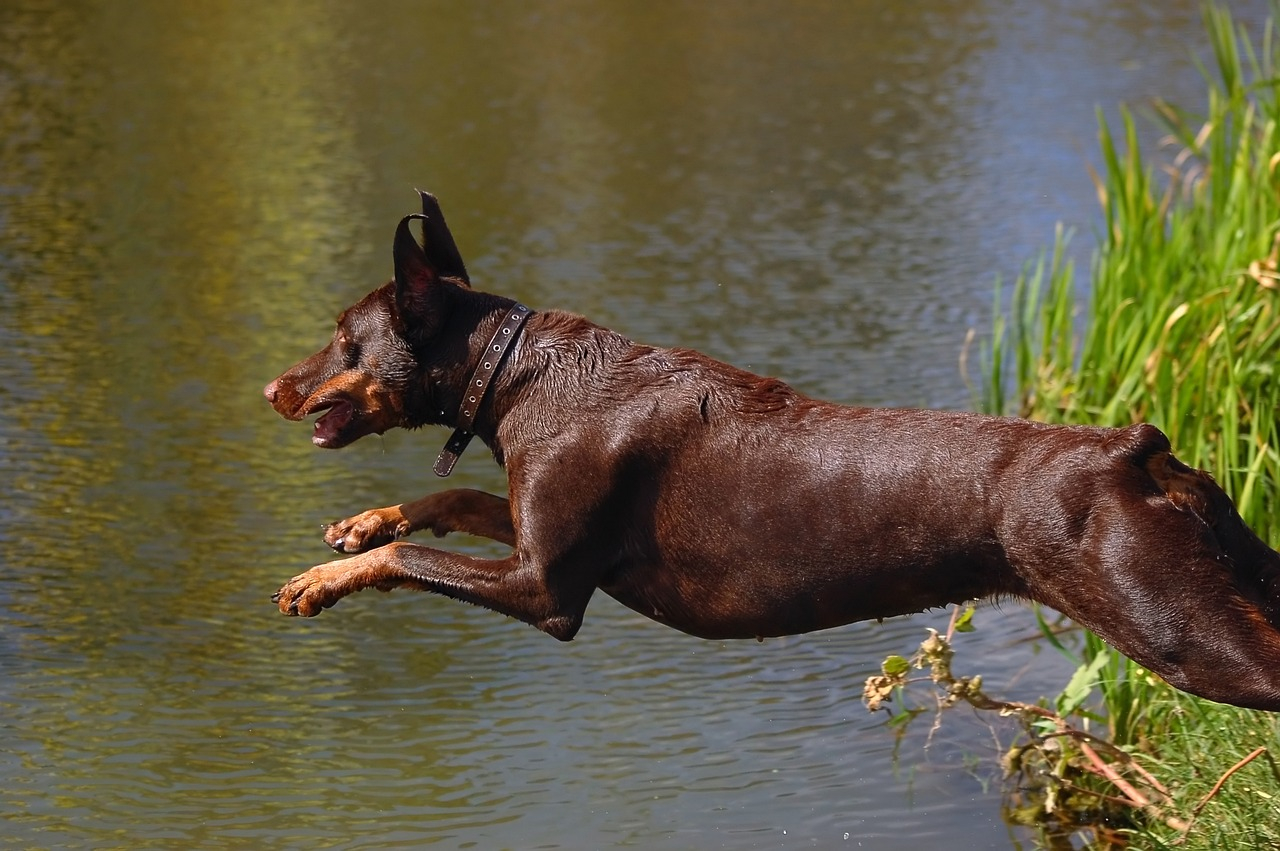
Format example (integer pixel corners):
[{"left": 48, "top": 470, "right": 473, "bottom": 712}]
[
  {"left": 324, "top": 507, "right": 410, "bottom": 553},
  {"left": 273, "top": 563, "right": 353, "bottom": 617}
]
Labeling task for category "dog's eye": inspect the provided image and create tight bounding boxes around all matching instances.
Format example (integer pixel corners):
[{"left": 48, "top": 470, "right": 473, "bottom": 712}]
[
  {"left": 340, "top": 339, "right": 361, "bottom": 366},
  {"left": 334, "top": 329, "right": 360, "bottom": 366}
]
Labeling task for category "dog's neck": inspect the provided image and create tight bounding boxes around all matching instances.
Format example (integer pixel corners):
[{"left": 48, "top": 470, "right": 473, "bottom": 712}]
[{"left": 433, "top": 302, "right": 532, "bottom": 476}]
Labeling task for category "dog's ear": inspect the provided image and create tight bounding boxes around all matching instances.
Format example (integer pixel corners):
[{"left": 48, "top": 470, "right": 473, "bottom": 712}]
[
  {"left": 393, "top": 213, "right": 444, "bottom": 336},
  {"left": 417, "top": 190, "right": 470, "bottom": 286}
]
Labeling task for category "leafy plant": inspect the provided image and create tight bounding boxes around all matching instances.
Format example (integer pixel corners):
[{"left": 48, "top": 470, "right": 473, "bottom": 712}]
[{"left": 881, "top": 4, "right": 1280, "bottom": 846}]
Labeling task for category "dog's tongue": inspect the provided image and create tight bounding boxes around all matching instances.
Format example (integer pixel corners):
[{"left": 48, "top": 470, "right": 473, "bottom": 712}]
[{"left": 312, "top": 401, "right": 354, "bottom": 446}]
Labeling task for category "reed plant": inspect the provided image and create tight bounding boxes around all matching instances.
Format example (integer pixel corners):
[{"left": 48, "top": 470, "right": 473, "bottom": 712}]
[{"left": 981, "top": 3, "right": 1280, "bottom": 845}]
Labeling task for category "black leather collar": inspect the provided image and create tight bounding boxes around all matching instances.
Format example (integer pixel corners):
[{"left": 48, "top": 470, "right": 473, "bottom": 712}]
[{"left": 433, "top": 303, "right": 532, "bottom": 477}]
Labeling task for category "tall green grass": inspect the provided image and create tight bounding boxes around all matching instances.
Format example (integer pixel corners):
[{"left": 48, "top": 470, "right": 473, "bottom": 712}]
[{"left": 983, "top": 4, "right": 1280, "bottom": 845}]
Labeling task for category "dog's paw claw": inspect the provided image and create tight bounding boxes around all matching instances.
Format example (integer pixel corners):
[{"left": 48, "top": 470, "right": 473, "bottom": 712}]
[
  {"left": 275, "top": 576, "right": 319, "bottom": 617},
  {"left": 323, "top": 508, "right": 408, "bottom": 553},
  {"left": 276, "top": 589, "right": 315, "bottom": 617},
  {"left": 275, "top": 561, "right": 362, "bottom": 617}
]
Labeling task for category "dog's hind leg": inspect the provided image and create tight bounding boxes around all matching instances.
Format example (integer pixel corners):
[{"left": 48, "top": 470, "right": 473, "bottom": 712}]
[
  {"left": 1147, "top": 451, "right": 1280, "bottom": 628},
  {"left": 1015, "top": 471, "right": 1280, "bottom": 711},
  {"left": 325, "top": 489, "right": 514, "bottom": 553}
]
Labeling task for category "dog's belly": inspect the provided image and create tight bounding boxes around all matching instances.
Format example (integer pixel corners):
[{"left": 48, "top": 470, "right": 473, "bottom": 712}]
[{"left": 599, "top": 543, "right": 1010, "bottom": 640}]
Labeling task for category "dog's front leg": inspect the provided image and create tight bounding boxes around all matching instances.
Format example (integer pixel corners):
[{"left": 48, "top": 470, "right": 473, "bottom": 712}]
[
  {"left": 325, "top": 489, "right": 515, "bottom": 553},
  {"left": 273, "top": 542, "right": 587, "bottom": 640}
]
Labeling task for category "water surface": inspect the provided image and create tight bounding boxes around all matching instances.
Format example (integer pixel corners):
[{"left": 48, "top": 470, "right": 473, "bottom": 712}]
[{"left": 0, "top": 1, "right": 1267, "bottom": 847}]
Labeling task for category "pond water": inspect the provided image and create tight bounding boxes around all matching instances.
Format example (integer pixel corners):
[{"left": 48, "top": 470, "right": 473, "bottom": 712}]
[{"left": 0, "top": 1, "right": 1269, "bottom": 848}]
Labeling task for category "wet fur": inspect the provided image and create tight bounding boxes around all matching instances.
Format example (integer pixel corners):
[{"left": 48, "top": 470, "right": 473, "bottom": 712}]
[{"left": 265, "top": 192, "right": 1280, "bottom": 711}]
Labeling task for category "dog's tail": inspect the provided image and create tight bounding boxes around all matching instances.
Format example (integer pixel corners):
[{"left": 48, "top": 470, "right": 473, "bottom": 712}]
[{"left": 1116, "top": 423, "right": 1280, "bottom": 628}]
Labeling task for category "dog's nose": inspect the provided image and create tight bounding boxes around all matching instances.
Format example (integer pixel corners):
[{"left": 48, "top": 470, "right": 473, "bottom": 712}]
[{"left": 263, "top": 379, "right": 279, "bottom": 403}]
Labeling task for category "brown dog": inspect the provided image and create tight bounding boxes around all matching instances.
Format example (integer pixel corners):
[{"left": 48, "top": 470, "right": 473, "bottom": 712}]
[{"left": 265, "top": 191, "right": 1280, "bottom": 711}]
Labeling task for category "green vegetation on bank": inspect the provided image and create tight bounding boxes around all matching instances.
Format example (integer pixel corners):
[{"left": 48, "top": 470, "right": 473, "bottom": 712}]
[
  {"left": 986, "top": 3, "right": 1280, "bottom": 847},
  {"left": 870, "top": 4, "right": 1280, "bottom": 848}
]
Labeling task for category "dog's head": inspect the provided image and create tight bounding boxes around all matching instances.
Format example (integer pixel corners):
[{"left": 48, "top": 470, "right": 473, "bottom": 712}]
[{"left": 263, "top": 191, "right": 473, "bottom": 448}]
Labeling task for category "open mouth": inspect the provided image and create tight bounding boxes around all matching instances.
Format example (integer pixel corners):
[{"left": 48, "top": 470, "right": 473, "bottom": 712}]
[{"left": 310, "top": 400, "right": 356, "bottom": 447}]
